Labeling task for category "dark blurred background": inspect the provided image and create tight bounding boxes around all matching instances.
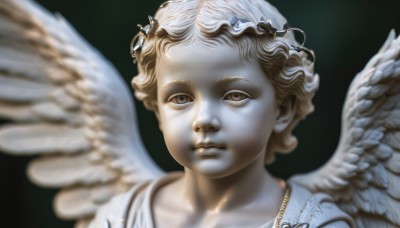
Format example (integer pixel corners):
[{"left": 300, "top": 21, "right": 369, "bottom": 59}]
[{"left": 0, "top": 0, "right": 399, "bottom": 227}]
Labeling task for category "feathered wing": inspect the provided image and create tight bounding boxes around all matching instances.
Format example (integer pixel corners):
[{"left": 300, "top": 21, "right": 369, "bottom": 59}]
[
  {"left": 0, "top": 0, "right": 164, "bottom": 226},
  {"left": 290, "top": 30, "right": 400, "bottom": 227}
]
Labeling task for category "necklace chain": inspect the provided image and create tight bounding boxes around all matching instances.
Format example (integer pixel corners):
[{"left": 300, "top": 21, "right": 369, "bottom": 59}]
[{"left": 275, "top": 186, "right": 291, "bottom": 228}]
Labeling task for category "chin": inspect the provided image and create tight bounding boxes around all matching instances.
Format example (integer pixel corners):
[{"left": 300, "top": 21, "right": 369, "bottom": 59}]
[{"left": 188, "top": 160, "right": 240, "bottom": 179}]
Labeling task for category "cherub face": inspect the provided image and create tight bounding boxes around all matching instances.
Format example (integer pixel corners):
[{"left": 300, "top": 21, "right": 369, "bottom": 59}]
[{"left": 156, "top": 42, "right": 279, "bottom": 178}]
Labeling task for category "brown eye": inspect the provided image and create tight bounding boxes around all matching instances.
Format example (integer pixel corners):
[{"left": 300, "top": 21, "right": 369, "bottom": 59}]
[
  {"left": 224, "top": 92, "right": 248, "bottom": 101},
  {"left": 169, "top": 94, "right": 193, "bottom": 104}
]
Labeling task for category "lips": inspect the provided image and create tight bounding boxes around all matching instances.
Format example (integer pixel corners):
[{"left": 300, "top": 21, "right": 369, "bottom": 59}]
[
  {"left": 193, "top": 142, "right": 225, "bottom": 157},
  {"left": 193, "top": 142, "right": 225, "bottom": 149}
]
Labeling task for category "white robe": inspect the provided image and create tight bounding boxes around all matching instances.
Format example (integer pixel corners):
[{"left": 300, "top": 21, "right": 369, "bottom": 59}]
[{"left": 91, "top": 173, "right": 354, "bottom": 228}]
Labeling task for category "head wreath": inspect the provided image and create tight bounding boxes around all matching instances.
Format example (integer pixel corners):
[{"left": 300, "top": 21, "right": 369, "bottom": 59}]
[
  {"left": 130, "top": 16, "right": 159, "bottom": 63},
  {"left": 257, "top": 17, "right": 315, "bottom": 63},
  {"left": 131, "top": 1, "right": 315, "bottom": 64}
]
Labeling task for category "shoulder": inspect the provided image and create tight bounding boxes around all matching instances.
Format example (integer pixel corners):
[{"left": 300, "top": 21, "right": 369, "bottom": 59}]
[
  {"left": 88, "top": 173, "right": 182, "bottom": 228},
  {"left": 88, "top": 181, "right": 151, "bottom": 228},
  {"left": 279, "top": 182, "right": 355, "bottom": 228}
]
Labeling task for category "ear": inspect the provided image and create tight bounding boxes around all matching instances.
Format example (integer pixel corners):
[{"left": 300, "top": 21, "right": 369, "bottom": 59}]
[{"left": 274, "top": 95, "right": 297, "bottom": 133}]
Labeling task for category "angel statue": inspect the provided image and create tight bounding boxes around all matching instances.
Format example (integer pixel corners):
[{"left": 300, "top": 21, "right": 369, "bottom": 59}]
[{"left": 1, "top": 0, "right": 400, "bottom": 227}]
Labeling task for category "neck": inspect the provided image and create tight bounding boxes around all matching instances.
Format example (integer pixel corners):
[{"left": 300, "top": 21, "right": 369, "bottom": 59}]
[{"left": 181, "top": 157, "right": 280, "bottom": 212}]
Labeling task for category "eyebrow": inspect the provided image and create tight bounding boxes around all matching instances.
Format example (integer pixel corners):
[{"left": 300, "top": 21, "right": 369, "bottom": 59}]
[
  {"left": 162, "top": 77, "right": 255, "bottom": 89},
  {"left": 215, "top": 76, "right": 255, "bottom": 86},
  {"left": 162, "top": 80, "right": 192, "bottom": 89}
]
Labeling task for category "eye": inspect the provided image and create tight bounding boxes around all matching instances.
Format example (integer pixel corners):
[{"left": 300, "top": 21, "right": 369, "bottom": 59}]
[
  {"left": 168, "top": 94, "right": 193, "bottom": 104},
  {"left": 223, "top": 91, "right": 249, "bottom": 101}
]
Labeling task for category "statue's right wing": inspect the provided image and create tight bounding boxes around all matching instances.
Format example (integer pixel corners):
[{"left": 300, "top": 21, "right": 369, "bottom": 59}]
[{"left": 0, "top": 0, "right": 164, "bottom": 226}]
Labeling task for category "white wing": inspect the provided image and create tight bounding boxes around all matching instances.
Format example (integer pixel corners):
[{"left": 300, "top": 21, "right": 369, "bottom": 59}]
[
  {"left": 291, "top": 30, "right": 400, "bottom": 227},
  {"left": 0, "top": 0, "right": 164, "bottom": 226}
]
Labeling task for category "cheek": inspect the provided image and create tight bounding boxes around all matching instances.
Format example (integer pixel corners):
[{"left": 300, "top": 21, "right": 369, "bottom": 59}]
[
  {"left": 163, "top": 127, "right": 191, "bottom": 166},
  {"left": 160, "top": 111, "right": 193, "bottom": 163},
  {"left": 225, "top": 108, "right": 275, "bottom": 155},
  {"left": 163, "top": 127, "right": 189, "bottom": 148},
  {"left": 230, "top": 126, "right": 271, "bottom": 156}
]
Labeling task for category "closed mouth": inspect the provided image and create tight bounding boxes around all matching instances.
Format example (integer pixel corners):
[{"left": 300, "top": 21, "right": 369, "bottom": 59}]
[
  {"left": 193, "top": 143, "right": 225, "bottom": 158},
  {"left": 193, "top": 143, "right": 225, "bottom": 149}
]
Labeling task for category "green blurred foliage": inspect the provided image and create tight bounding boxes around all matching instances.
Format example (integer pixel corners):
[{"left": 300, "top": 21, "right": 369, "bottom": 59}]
[{"left": 0, "top": 0, "right": 399, "bottom": 227}]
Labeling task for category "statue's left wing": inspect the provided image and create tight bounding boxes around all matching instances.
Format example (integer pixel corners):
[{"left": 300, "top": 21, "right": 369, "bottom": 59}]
[
  {"left": 291, "top": 31, "right": 400, "bottom": 227},
  {"left": 0, "top": 0, "right": 164, "bottom": 227}
]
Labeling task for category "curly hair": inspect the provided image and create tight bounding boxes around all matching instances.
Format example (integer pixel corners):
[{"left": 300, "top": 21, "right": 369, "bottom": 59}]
[{"left": 132, "top": 0, "right": 319, "bottom": 164}]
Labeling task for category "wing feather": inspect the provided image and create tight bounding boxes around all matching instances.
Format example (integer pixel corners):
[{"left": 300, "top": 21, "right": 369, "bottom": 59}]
[
  {"left": 27, "top": 153, "right": 118, "bottom": 187},
  {"left": 55, "top": 184, "right": 122, "bottom": 219},
  {"left": 0, "top": 124, "right": 90, "bottom": 154},
  {"left": 0, "top": 74, "right": 52, "bottom": 102},
  {"left": 0, "top": 101, "right": 41, "bottom": 121}
]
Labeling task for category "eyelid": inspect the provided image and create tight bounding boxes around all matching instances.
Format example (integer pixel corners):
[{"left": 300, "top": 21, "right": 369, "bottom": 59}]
[
  {"left": 167, "top": 93, "right": 193, "bottom": 104},
  {"left": 222, "top": 90, "right": 253, "bottom": 100}
]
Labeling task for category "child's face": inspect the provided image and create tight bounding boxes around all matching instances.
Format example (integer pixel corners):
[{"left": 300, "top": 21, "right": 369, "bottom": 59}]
[{"left": 156, "top": 42, "right": 279, "bottom": 178}]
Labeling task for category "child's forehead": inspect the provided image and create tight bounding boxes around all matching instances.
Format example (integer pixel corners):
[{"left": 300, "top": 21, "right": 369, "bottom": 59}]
[
  {"left": 156, "top": 41, "right": 266, "bottom": 86},
  {"left": 157, "top": 41, "right": 256, "bottom": 70}
]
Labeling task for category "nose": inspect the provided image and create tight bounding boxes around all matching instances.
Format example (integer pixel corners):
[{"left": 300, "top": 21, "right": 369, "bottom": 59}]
[{"left": 192, "top": 102, "right": 221, "bottom": 132}]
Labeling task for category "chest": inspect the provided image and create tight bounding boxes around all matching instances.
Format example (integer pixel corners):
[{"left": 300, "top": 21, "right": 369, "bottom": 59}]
[{"left": 153, "top": 204, "right": 276, "bottom": 228}]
